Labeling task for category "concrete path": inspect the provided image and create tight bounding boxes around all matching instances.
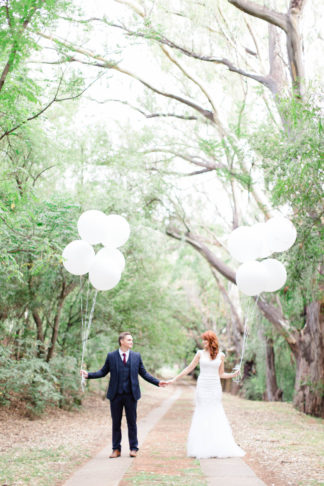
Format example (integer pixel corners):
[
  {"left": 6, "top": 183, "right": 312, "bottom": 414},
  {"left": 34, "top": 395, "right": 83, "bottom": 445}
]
[
  {"left": 63, "top": 386, "right": 267, "bottom": 486},
  {"left": 62, "top": 389, "right": 182, "bottom": 486},
  {"left": 200, "top": 457, "right": 266, "bottom": 486}
]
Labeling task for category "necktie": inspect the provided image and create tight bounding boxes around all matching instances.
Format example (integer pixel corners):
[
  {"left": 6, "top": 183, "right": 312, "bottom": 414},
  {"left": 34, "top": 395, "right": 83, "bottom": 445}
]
[{"left": 123, "top": 353, "right": 126, "bottom": 365}]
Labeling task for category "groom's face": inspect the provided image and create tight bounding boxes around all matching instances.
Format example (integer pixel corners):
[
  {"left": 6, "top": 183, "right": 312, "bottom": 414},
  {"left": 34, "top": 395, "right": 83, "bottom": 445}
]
[{"left": 121, "top": 334, "right": 133, "bottom": 350}]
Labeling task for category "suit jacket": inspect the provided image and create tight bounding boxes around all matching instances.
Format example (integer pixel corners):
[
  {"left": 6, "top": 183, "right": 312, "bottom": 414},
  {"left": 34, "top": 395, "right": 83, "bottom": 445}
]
[{"left": 87, "top": 349, "right": 160, "bottom": 400}]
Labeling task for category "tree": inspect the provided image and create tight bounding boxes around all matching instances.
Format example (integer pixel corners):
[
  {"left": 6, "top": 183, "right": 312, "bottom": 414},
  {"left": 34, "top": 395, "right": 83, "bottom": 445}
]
[{"left": 34, "top": 0, "right": 324, "bottom": 415}]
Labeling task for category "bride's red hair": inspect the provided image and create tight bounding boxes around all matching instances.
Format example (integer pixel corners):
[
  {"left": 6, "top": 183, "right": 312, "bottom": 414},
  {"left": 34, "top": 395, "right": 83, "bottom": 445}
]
[{"left": 201, "top": 330, "right": 219, "bottom": 360}]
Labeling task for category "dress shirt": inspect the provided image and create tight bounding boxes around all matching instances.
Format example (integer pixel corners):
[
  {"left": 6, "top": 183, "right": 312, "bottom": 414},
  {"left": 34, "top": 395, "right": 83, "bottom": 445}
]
[{"left": 119, "top": 348, "right": 130, "bottom": 363}]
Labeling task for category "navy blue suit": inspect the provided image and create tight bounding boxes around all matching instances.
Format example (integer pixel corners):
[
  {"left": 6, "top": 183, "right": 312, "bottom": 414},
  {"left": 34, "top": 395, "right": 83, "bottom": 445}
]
[{"left": 87, "top": 349, "right": 160, "bottom": 451}]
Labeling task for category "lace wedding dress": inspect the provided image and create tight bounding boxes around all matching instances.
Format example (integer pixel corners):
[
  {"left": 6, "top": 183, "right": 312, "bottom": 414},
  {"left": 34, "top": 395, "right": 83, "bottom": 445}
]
[{"left": 187, "top": 349, "right": 245, "bottom": 459}]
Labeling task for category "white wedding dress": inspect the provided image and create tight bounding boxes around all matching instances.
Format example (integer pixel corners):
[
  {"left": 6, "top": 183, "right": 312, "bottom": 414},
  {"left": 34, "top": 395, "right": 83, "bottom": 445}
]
[{"left": 187, "top": 349, "right": 245, "bottom": 459}]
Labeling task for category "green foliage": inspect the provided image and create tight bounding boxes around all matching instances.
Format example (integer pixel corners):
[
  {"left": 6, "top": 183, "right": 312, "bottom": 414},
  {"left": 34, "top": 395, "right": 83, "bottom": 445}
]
[
  {"left": 0, "top": 0, "right": 76, "bottom": 140},
  {"left": 0, "top": 177, "right": 80, "bottom": 316},
  {"left": 0, "top": 101, "right": 212, "bottom": 414},
  {"left": 252, "top": 95, "right": 323, "bottom": 319},
  {"left": 242, "top": 320, "right": 266, "bottom": 401},
  {"left": 273, "top": 337, "right": 296, "bottom": 401},
  {"left": 243, "top": 374, "right": 265, "bottom": 401},
  {"left": 0, "top": 345, "right": 81, "bottom": 416},
  {"left": 0, "top": 0, "right": 73, "bottom": 70}
]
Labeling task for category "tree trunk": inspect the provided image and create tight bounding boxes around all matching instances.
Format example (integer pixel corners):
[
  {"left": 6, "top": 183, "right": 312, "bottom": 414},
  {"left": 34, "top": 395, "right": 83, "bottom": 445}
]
[
  {"left": 265, "top": 337, "right": 282, "bottom": 401},
  {"left": 32, "top": 310, "right": 45, "bottom": 358},
  {"left": 46, "top": 281, "right": 77, "bottom": 362},
  {"left": 46, "top": 299, "right": 64, "bottom": 362},
  {"left": 293, "top": 300, "right": 324, "bottom": 417}
]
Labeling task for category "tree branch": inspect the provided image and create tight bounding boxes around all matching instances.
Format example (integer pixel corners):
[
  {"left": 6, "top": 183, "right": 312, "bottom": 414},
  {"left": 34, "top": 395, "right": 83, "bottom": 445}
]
[
  {"left": 227, "top": 0, "right": 288, "bottom": 32},
  {"left": 159, "top": 45, "right": 226, "bottom": 136},
  {"left": 36, "top": 31, "right": 217, "bottom": 123},
  {"left": 166, "top": 226, "right": 297, "bottom": 347},
  {"left": 98, "top": 20, "right": 273, "bottom": 92},
  {"left": 166, "top": 227, "right": 236, "bottom": 283},
  {"left": 140, "top": 148, "right": 226, "bottom": 171},
  {"left": 87, "top": 97, "right": 197, "bottom": 120},
  {"left": 0, "top": 72, "right": 103, "bottom": 141}
]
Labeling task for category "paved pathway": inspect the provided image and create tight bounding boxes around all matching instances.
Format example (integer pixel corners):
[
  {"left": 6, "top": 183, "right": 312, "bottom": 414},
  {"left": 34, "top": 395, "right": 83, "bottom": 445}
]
[
  {"left": 63, "top": 386, "right": 267, "bottom": 486},
  {"left": 62, "top": 389, "right": 181, "bottom": 486},
  {"left": 200, "top": 458, "right": 266, "bottom": 486}
]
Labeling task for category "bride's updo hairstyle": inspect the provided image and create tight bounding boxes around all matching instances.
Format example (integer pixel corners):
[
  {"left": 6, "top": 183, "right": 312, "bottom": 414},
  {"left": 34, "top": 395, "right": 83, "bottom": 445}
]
[{"left": 201, "top": 330, "right": 219, "bottom": 360}]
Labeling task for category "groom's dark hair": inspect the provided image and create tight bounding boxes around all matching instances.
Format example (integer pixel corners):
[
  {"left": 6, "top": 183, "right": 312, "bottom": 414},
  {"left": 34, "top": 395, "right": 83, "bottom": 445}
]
[{"left": 119, "top": 331, "right": 132, "bottom": 345}]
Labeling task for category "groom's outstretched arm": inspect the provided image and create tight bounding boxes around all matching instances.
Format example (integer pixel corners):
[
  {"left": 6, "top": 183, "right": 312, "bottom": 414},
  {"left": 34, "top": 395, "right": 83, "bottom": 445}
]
[
  {"left": 138, "top": 355, "right": 161, "bottom": 386},
  {"left": 87, "top": 353, "right": 110, "bottom": 379}
]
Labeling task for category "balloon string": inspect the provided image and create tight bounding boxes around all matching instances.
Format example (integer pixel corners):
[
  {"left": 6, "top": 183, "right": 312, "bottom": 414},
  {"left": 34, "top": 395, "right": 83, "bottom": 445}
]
[
  {"left": 234, "top": 295, "right": 260, "bottom": 381},
  {"left": 80, "top": 277, "right": 89, "bottom": 371},
  {"left": 80, "top": 282, "right": 97, "bottom": 392}
]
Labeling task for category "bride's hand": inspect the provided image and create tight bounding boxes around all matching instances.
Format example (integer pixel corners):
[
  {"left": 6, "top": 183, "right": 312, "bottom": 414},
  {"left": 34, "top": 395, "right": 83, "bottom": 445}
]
[
  {"left": 232, "top": 368, "right": 241, "bottom": 377},
  {"left": 167, "top": 378, "right": 176, "bottom": 384}
]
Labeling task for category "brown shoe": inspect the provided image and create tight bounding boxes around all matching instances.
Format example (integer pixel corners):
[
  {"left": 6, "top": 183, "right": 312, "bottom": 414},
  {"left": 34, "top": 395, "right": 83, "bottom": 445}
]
[
  {"left": 109, "top": 450, "right": 121, "bottom": 458},
  {"left": 129, "top": 450, "right": 137, "bottom": 457}
]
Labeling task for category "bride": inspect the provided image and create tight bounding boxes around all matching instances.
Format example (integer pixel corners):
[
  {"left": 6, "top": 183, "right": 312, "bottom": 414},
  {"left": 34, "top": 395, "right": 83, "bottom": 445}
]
[{"left": 168, "top": 330, "right": 245, "bottom": 459}]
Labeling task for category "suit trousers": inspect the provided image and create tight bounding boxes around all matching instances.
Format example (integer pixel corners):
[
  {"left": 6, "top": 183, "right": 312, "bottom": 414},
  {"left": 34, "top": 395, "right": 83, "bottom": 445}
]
[{"left": 110, "top": 392, "right": 138, "bottom": 451}]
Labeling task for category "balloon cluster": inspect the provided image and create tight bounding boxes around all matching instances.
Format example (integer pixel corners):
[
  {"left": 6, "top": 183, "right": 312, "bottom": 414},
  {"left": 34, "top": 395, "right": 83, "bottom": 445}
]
[
  {"left": 62, "top": 210, "right": 130, "bottom": 291},
  {"left": 228, "top": 217, "right": 297, "bottom": 296}
]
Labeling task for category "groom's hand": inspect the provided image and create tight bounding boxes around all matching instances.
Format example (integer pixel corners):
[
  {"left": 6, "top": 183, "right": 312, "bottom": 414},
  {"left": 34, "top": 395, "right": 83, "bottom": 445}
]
[
  {"left": 158, "top": 381, "right": 168, "bottom": 387},
  {"left": 80, "top": 369, "right": 88, "bottom": 379}
]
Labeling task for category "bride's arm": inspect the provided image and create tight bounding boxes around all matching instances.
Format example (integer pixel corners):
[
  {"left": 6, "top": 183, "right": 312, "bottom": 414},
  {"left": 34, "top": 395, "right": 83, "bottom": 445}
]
[
  {"left": 168, "top": 351, "right": 201, "bottom": 383},
  {"left": 219, "top": 353, "right": 240, "bottom": 379}
]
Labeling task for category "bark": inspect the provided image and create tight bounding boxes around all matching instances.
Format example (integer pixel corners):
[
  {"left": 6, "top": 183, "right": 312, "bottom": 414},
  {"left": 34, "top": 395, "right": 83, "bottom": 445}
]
[
  {"left": 268, "top": 24, "right": 288, "bottom": 97},
  {"left": 32, "top": 310, "right": 45, "bottom": 358},
  {"left": 228, "top": 0, "right": 288, "bottom": 31},
  {"left": 286, "top": 0, "right": 307, "bottom": 96},
  {"left": 46, "top": 300, "right": 64, "bottom": 362},
  {"left": 293, "top": 300, "right": 324, "bottom": 417},
  {"left": 166, "top": 228, "right": 236, "bottom": 283},
  {"left": 265, "top": 337, "right": 282, "bottom": 401},
  {"left": 228, "top": 0, "right": 307, "bottom": 97},
  {"left": 46, "top": 281, "right": 77, "bottom": 362}
]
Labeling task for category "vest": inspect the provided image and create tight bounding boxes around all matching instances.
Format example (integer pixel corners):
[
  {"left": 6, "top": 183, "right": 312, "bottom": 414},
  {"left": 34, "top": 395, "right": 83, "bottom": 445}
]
[{"left": 117, "top": 356, "right": 131, "bottom": 394}]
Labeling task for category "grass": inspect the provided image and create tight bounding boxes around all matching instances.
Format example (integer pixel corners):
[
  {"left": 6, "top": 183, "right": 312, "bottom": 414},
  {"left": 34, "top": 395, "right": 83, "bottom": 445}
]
[
  {"left": 298, "top": 481, "right": 324, "bottom": 486},
  {"left": 122, "top": 469, "right": 207, "bottom": 486},
  {"left": 0, "top": 445, "right": 91, "bottom": 486}
]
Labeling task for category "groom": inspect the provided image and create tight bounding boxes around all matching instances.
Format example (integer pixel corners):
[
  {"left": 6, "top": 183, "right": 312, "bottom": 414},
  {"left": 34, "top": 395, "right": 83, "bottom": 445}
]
[{"left": 80, "top": 332, "right": 167, "bottom": 458}]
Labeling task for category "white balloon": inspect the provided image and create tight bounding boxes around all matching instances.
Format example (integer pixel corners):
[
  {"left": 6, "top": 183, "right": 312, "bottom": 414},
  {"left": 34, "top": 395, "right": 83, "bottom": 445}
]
[
  {"left": 265, "top": 217, "right": 297, "bottom": 253},
  {"left": 96, "top": 247, "right": 126, "bottom": 272},
  {"left": 228, "top": 226, "right": 262, "bottom": 263},
  {"left": 101, "top": 214, "right": 130, "bottom": 248},
  {"left": 77, "top": 210, "right": 107, "bottom": 245},
  {"left": 62, "top": 240, "right": 95, "bottom": 275},
  {"left": 261, "top": 258, "right": 287, "bottom": 292},
  {"left": 89, "top": 258, "right": 121, "bottom": 291},
  {"left": 236, "top": 261, "right": 267, "bottom": 296},
  {"left": 250, "top": 223, "right": 272, "bottom": 259}
]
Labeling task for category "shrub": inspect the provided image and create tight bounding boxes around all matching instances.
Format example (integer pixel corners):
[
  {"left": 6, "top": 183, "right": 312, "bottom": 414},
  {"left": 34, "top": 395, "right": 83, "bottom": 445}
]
[{"left": 0, "top": 346, "right": 82, "bottom": 417}]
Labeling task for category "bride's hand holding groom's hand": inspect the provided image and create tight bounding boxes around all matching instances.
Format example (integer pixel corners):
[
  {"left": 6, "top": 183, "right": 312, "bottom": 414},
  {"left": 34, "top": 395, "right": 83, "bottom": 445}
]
[{"left": 166, "top": 378, "right": 176, "bottom": 385}]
